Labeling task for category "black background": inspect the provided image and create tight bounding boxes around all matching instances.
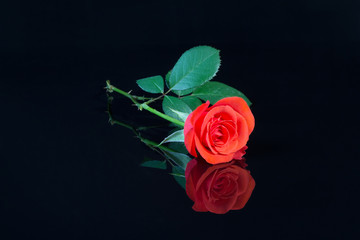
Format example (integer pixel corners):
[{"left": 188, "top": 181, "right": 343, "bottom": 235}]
[{"left": 1, "top": 0, "right": 359, "bottom": 239}]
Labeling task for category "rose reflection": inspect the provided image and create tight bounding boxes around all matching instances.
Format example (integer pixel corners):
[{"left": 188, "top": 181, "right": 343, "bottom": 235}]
[{"left": 185, "top": 158, "right": 255, "bottom": 214}]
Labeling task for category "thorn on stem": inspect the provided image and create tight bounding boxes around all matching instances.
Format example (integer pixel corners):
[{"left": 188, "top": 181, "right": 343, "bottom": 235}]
[
  {"left": 105, "top": 80, "right": 113, "bottom": 93},
  {"left": 108, "top": 118, "right": 114, "bottom": 125}
]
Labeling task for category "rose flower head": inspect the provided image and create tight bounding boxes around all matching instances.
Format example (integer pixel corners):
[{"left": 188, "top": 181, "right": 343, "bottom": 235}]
[
  {"left": 185, "top": 158, "right": 255, "bottom": 214},
  {"left": 184, "top": 97, "right": 255, "bottom": 164}
]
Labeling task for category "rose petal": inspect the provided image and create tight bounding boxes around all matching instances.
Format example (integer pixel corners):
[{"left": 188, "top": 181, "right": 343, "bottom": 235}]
[
  {"left": 212, "top": 97, "right": 255, "bottom": 134},
  {"left": 185, "top": 159, "right": 198, "bottom": 201},
  {"left": 192, "top": 189, "right": 210, "bottom": 212},
  {"left": 232, "top": 174, "right": 255, "bottom": 210},
  {"left": 233, "top": 167, "right": 250, "bottom": 195},
  {"left": 185, "top": 159, "right": 198, "bottom": 180},
  {"left": 204, "top": 188, "right": 239, "bottom": 214},
  {"left": 195, "top": 135, "right": 234, "bottom": 164},
  {"left": 200, "top": 105, "right": 238, "bottom": 139},
  {"left": 184, "top": 101, "right": 210, "bottom": 157},
  {"left": 189, "top": 101, "right": 210, "bottom": 125},
  {"left": 213, "top": 123, "right": 238, "bottom": 154},
  {"left": 184, "top": 128, "right": 197, "bottom": 157},
  {"left": 233, "top": 146, "right": 248, "bottom": 160},
  {"left": 233, "top": 112, "right": 249, "bottom": 151},
  {"left": 205, "top": 127, "right": 219, "bottom": 154},
  {"left": 195, "top": 161, "right": 232, "bottom": 190}
]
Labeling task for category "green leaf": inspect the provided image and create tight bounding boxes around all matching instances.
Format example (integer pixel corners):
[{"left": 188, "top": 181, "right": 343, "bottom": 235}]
[
  {"left": 165, "top": 70, "right": 172, "bottom": 88},
  {"left": 169, "top": 46, "right": 221, "bottom": 91},
  {"left": 192, "top": 81, "right": 252, "bottom": 106},
  {"left": 140, "top": 160, "right": 167, "bottom": 170},
  {"left": 136, "top": 75, "right": 164, "bottom": 94},
  {"left": 166, "top": 70, "right": 194, "bottom": 96},
  {"left": 181, "top": 96, "right": 203, "bottom": 111},
  {"left": 162, "top": 96, "right": 192, "bottom": 122},
  {"left": 171, "top": 166, "right": 186, "bottom": 190},
  {"left": 158, "top": 130, "right": 184, "bottom": 146},
  {"left": 172, "top": 88, "right": 195, "bottom": 97},
  {"left": 162, "top": 149, "right": 191, "bottom": 170},
  {"left": 167, "top": 142, "right": 188, "bottom": 154}
]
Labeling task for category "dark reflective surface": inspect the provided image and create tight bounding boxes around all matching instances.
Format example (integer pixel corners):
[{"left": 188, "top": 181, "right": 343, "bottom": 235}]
[{"left": 1, "top": 1, "right": 358, "bottom": 239}]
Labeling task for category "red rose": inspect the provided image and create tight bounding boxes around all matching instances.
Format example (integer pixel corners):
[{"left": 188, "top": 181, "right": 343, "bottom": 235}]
[
  {"left": 184, "top": 97, "right": 255, "bottom": 164},
  {"left": 185, "top": 158, "right": 255, "bottom": 214}
]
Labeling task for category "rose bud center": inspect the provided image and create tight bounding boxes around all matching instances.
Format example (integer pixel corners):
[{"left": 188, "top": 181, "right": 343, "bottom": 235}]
[{"left": 208, "top": 117, "right": 236, "bottom": 148}]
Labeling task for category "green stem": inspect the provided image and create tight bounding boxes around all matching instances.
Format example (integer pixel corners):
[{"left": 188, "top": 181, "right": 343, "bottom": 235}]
[
  {"left": 140, "top": 138, "right": 175, "bottom": 153},
  {"left": 140, "top": 103, "right": 185, "bottom": 127},
  {"left": 106, "top": 81, "right": 139, "bottom": 106},
  {"left": 143, "top": 89, "right": 171, "bottom": 105},
  {"left": 106, "top": 80, "right": 185, "bottom": 127}
]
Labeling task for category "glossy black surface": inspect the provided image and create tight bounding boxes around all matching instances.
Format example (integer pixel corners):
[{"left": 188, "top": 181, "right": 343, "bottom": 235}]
[{"left": 1, "top": 1, "right": 358, "bottom": 239}]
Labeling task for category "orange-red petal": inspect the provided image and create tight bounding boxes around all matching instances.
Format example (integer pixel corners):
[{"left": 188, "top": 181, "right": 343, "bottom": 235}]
[
  {"left": 195, "top": 135, "right": 234, "bottom": 164},
  {"left": 212, "top": 97, "right": 255, "bottom": 134}
]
